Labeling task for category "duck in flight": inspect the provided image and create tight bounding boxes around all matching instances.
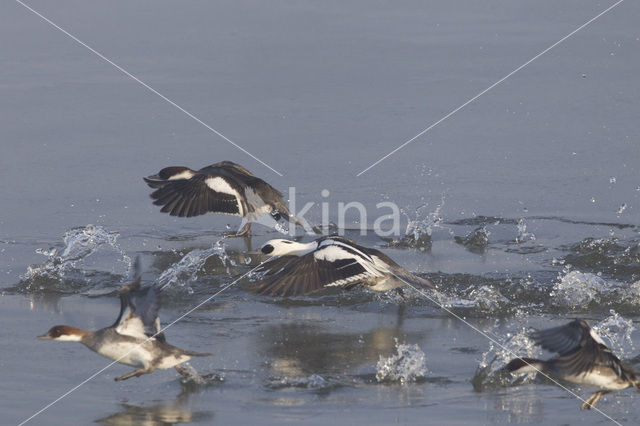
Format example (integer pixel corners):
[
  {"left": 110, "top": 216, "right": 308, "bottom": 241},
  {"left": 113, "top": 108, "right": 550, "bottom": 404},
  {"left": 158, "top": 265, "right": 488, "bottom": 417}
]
[
  {"left": 144, "top": 161, "right": 307, "bottom": 237},
  {"left": 247, "top": 235, "right": 435, "bottom": 297},
  {"left": 505, "top": 319, "right": 640, "bottom": 410},
  {"left": 38, "top": 260, "right": 211, "bottom": 381}
]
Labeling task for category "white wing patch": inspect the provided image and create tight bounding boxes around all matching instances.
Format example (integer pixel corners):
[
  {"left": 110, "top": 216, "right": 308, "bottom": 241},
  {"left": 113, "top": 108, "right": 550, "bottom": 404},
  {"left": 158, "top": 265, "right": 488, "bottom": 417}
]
[
  {"left": 319, "top": 239, "right": 374, "bottom": 262},
  {"left": 205, "top": 176, "right": 244, "bottom": 216},
  {"left": 314, "top": 245, "right": 356, "bottom": 262},
  {"left": 116, "top": 315, "right": 150, "bottom": 340},
  {"left": 314, "top": 243, "right": 387, "bottom": 284},
  {"left": 205, "top": 176, "right": 237, "bottom": 195},
  {"left": 167, "top": 170, "right": 195, "bottom": 180}
]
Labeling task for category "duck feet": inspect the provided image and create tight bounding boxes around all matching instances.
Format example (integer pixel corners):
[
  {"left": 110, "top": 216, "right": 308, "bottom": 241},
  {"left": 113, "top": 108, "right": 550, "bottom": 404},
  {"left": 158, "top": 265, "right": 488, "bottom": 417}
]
[
  {"left": 114, "top": 367, "right": 154, "bottom": 381},
  {"left": 581, "top": 390, "right": 609, "bottom": 410},
  {"left": 225, "top": 222, "right": 252, "bottom": 238}
]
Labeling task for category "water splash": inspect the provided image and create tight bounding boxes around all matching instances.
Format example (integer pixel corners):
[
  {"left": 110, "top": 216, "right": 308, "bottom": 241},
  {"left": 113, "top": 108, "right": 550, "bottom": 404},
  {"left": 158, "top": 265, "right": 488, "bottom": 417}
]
[
  {"left": 467, "top": 285, "right": 511, "bottom": 313},
  {"left": 375, "top": 339, "right": 428, "bottom": 384},
  {"left": 406, "top": 202, "right": 442, "bottom": 239},
  {"left": 550, "top": 270, "right": 607, "bottom": 308},
  {"left": 454, "top": 226, "right": 489, "bottom": 253},
  {"left": 20, "top": 225, "right": 130, "bottom": 292},
  {"left": 433, "top": 284, "right": 513, "bottom": 315},
  {"left": 617, "top": 203, "right": 627, "bottom": 215},
  {"left": 158, "top": 240, "right": 233, "bottom": 292},
  {"left": 515, "top": 218, "right": 535, "bottom": 243},
  {"left": 592, "top": 310, "right": 635, "bottom": 359},
  {"left": 385, "top": 199, "right": 446, "bottom": 250},
  {"left": 575, "top": 237, "right": 621, "bottom": 251},
  {"left": 562, "top": 237, "right": 640, "bottom": 281},
  {"left": 176, "top": 363, "right": 224, "bottom": 387},
  {"left": 267, "top": 374, "right": 329, "bottom": 390},
  {"left": 472, "top": 323, "right": 538, "bottom": 391},
  {"left": 621, "top": 280, "right": 640, "bottom": 306}
]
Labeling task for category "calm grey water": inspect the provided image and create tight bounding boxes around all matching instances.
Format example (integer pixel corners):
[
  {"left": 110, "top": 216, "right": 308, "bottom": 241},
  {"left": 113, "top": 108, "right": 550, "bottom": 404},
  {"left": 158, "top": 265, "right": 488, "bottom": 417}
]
[{"left": 2, "top": 1, "right": 640, "bottom": 425}]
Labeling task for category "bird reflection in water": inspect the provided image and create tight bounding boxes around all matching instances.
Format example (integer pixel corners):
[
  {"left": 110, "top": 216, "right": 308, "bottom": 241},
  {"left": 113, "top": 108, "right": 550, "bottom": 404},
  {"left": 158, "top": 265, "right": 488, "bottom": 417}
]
[
  {"left": 258, "top": 321, "right": 427, "bottom": 380},
  {"left": 27, "top": 292, "right": 63, "bottom": 314},
  {"left": 486, "top": 388, "right": 544, "bottom": 424},
  {"left": 95, "top": 387, "right": 215, "bottom": 426}
]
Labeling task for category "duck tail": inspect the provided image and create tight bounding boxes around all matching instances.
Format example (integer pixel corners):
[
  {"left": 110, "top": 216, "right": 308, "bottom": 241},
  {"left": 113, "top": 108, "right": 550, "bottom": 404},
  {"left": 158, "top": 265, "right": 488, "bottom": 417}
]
[{"left": 392, "top": 269, "right": 436, "bottom": 290}]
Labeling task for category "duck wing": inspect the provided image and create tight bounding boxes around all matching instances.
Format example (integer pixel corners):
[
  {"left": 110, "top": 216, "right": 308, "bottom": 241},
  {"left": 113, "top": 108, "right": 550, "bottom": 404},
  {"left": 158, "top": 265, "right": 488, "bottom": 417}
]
[
  {"left": 113, "top": 279, "right": 164, "bottom": 342},
  {"left": 214, "top": 162, "right": 287, "bottom": 215},
  {"left": 144, "top": 165, "right": 243, "bottom": 217},
  {"left": 362, "top": 247, "right": 434, "bottom": 289},
  {"left": 531, "top": 319, "right": 588, "bottom": 356},
  {"left": 533, "top": 319, "right": 622, "bottom": 377},
  {"left": 248, "top": 242, "right": 385, "bottom": 297}
]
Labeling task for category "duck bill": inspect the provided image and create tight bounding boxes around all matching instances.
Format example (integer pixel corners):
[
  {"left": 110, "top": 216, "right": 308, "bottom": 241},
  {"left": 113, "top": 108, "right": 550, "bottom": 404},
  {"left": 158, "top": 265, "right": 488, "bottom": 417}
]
[{"left": 37, "top": 333, "right": 52, "bottom": 340}]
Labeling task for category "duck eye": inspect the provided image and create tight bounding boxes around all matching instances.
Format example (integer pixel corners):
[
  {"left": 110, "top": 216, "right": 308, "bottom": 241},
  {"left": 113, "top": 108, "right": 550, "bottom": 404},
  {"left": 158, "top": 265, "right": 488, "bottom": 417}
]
[{"left": 261, "top": 244, "right": 274, "bottom": 254}]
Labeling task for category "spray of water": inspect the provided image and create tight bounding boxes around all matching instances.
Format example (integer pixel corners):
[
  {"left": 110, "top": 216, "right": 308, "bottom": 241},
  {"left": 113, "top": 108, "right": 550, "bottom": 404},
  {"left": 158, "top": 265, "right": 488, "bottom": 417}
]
[
  {"left": 472, "top": 321, "right": 539, "bottom": 391},
  {"left": 593, "top": 310, "right": 635, "bottom": 359},
  {"left": 375, "top": 339, "right": 428, "bottom": 384},
  {"left": 158, "top": 239, "right": 233, "bottom": 292},
  {"left": 21, "top": 225, "right": 131, "bottom": 292}
]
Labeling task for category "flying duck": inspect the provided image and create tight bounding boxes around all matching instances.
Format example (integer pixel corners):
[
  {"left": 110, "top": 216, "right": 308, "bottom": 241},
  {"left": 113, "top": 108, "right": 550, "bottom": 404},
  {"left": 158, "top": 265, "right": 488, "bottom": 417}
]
[
  {"left": 505, "top": 319, "right": 640, "bottom": 410},
  {"left": 38, "top": 260, "right": 211, "bottom": 381},
  {"left": 144, "top": 161, "right": 306, "bottom": 237},
  {"left": 247, "top": 235, "right": 435, "bottom": 297}
]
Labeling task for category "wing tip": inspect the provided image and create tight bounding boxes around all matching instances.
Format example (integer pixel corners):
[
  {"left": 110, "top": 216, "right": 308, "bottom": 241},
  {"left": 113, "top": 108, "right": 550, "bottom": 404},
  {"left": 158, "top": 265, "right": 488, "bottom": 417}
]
[
  {"left": 529, "top": 318, "right": 593, "bottom": 355},
  {"left": 119, "top": 257, "right": 144, "bottom": 294},
  {"left": 143, "top": 175, "right": 166, "bottom": 189}
]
